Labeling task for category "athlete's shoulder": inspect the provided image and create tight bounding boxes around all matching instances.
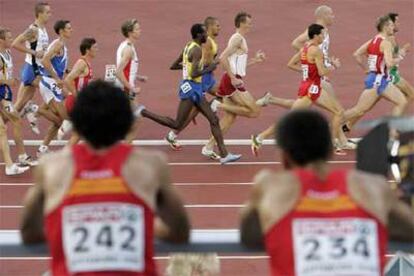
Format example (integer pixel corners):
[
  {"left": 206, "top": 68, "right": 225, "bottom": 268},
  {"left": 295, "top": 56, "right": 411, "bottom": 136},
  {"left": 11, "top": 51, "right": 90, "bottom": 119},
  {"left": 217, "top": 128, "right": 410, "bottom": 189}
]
[
  {"left": 129, "top": 148, "right": 168, "bottom": 168},
  {"left": 348, "top": 169, "right": 389, "bottom": 194}
]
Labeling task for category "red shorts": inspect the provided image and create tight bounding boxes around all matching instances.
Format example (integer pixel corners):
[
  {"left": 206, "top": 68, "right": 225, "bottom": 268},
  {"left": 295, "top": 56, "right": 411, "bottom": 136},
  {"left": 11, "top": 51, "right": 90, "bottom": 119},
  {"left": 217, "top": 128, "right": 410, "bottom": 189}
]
[
  {"left": 65, "top": 94, "right": 76, "bottom": 113},
  {"left": 217, "top": 73, "right": 246, "bottom": 97},
  {"left": 297, "top": 81, "right": 321, "bottom": 102}
]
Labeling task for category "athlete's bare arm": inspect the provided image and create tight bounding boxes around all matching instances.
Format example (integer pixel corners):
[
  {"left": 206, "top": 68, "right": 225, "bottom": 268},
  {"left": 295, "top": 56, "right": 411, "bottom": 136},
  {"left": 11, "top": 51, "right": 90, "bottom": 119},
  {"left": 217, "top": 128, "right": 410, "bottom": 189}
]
[
  {"left": 11, "top": 26, "right": 44, "bottom": 58},
  {"left": 115, "top": 45, "right": 135, "bottom": 90},
  {"left": 170, "top": 51, "right": 183, "bottom": 70},
  {"left": 312, "top": 46, "right": 338, "bottom": 76},
  {"left": 0, "top": 58, "right": 17, "bottom": 86},
  {"left": 287, "top": 51, "right": 302, "bottom": 72},
  {"left": 64, "top": 58, "right": 87, "bottom": 95},
  {"left": 41, "top": 40, "right": 64, "bottom": 84},
  {"left": 247, "top": 50, "right": 266, "bottom": 67},
  {"left": 382, "top": 39, "right": 403, "bottom": 68},
  {"left": 291, "top": 29, "right": 308, "bottom": 51},
  {"left": 353, "top": 40, "right": 370, "bottom": 71},
  {"left": 155, "top": 155, "right": 190, "bottom": 243},
  {"left": 189, "top": 46, "right": 217, "bottom": 78},
  {"left": 20, "top": 164, "right": 46, "bottom": 244}
]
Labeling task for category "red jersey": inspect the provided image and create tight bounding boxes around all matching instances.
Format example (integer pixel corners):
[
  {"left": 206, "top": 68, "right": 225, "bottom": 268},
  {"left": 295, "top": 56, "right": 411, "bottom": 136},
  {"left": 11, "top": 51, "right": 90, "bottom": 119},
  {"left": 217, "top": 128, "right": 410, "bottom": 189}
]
[
  {"left": 367, "top": 35, "right": 387, "bottom": 75},
  {"left": 45, "top": 143, "right": 157, "bottom": 276},
  {"left": 265, "top": 169, "right": 387, "bottom": 276},
  {"left": 298, "top": 44, "right": 321, "bottom": 101},
  {"left": 74, "top": 58, "right": 93, "bottom": 91}
]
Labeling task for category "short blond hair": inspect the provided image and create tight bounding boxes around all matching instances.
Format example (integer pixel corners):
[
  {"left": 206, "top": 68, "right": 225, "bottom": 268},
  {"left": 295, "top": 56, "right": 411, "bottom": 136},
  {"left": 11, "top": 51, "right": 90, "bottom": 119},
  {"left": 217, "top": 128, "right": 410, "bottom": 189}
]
[
  {"left": 166, "top": 253, "right": 220, "bottom": 276},
  {"left": 121, "top": 19, "right": 138, "bottom": 37},
  {"left": 0, "top": 27, "right": 10, "bottom": 40}
]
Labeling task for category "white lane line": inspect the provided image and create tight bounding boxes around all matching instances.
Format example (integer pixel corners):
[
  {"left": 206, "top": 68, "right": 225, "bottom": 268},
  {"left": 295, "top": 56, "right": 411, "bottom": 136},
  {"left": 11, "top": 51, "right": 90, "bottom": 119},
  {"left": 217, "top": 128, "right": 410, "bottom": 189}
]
[
  {"left": 0, "top": 204, "right": 245, "bottom": 209},
  {"left": 8, "top": 138, "right": 361, "bottom": 147},
  {"left": 0, "top": 160, "right": 357, "bottom": 166}
]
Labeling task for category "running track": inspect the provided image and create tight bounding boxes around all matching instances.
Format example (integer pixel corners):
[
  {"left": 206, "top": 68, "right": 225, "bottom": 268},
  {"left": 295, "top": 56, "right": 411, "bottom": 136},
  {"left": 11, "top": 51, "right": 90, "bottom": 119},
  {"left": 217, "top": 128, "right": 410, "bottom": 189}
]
[{"left": 1, "top": 0, "right": 413, "bottom": 275}]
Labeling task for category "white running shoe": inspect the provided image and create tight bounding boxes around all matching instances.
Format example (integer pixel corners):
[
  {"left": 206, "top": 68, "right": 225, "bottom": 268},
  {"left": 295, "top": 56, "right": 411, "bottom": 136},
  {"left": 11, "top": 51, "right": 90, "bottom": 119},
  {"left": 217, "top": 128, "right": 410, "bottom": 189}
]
[
  {"left": 18, "top": 154, "right": 38, "bottom": 166},
  {"left": 26, "top": 112, "right": 40, "bottom": 135},
  {"left": 220, "top": 153, "right": 242, "bottom": 164},
  {"left": 210, "top": 99, "right": 221, "bottom": 113},
  {"left": 201, "top": 146, "right": 220, "bottom": 160},
  {"left": 5, "top": 163, "right": 30, "bottom": 176},
  {"left": 57, "top": 120, "right": 73, "bottom": 140},
  {"left": 251, "top": 134, "right": 263, "bottom": 157},
  {"left": 37, "top": 145, "right": 49, "bottom": 158},
  {"left": 165, "top": 130, "right": 182, "bottom": 151},
  {"left": 133, "top": 104, "right": 146, "bottom": 118},
  {"left": 255, "top": 92, "right": 272, "bottom": 107}
]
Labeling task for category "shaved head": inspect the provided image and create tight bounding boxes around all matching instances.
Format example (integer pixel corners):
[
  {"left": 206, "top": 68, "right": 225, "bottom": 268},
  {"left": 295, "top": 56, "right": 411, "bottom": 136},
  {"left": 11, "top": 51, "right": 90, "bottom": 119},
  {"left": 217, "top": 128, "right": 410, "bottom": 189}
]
[
  {"left": 314, "top": 5, "right": 334, "bottom": 26},
  {"left": 314, "top": 5, "right": 332, "bottom": 18}
]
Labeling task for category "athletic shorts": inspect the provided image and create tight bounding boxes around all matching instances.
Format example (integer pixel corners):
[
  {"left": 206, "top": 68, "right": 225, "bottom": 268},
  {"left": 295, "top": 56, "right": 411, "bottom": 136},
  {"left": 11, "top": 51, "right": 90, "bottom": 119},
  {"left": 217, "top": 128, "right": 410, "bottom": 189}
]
[
  {"left": 65, "top": 93, "right": 76, "bottom": 114},
  {"left": 389, "top": 66, "right": 401, "bottom": 85},
  {"left": 202, "top": 71, "right": 216, "bottom": 93},
  {"left": 178, "top": 80, "right": 203, "bottom": 104},
  {"left": 298, "top": 81, "right": 321, "bottom": 102},
  {"left": 364, "top": 72, "right": 390, "bottom": 96},
  {"left": 39, "top": 76, "right": 64, "bottom": 104},
  {"left": 0, "top": 84, "right": 12, "bottom": 101},
  {"left": 217, "top": 73, "right": 246, "bottom": 97},
  {"left": 20, "top": 62, "right": 41, "bottom": 86}
]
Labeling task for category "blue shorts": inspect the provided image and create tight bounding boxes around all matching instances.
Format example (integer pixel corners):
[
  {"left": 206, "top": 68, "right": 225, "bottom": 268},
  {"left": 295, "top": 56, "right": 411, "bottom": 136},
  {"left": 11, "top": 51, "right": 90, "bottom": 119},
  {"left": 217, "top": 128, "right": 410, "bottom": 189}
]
[
  {"left": 202, "top": 72, "right": 216, "bottom": 93},
  {"left": 364, "top": 72, "right": 390, "bottom": 96},
  {"left": 20, "top": 62, "right": 41, "bottom": 86},
  {"left": 0, "top": 84, "right": 12, "bottom": 101},
  {"left": 178, "top": 80, "right": 203, "bottom": 104}
]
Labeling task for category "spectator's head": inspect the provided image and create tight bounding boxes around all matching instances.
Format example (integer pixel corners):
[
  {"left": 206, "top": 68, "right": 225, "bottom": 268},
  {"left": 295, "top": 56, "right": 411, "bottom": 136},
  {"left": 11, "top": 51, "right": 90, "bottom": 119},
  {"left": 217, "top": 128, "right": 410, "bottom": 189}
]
[
  {"left": 70, "top": 80, "right": 133, "bottom": 149},
  {"left": 276, "top": 110, "right": 332, "bottom": 168}
]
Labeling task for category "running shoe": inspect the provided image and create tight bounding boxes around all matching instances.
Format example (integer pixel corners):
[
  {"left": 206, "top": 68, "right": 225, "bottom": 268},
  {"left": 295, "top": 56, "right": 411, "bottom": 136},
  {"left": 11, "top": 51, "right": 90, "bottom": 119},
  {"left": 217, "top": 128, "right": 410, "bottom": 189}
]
[
  {"left": 5, "top": 163, "right": 30, "bottom": 176},
  {"left": 37, "top": 145, "right": 50, "bottom": 158},
  {"left": 220, "top": 153, "right": 242, "bottom": 164},
  {"left": 133, "top": 104, "right": 146, "bottom": 118},
  {"left": 57, "top": 120, "right": 73, "bottom": 140},
  {"left": 334, "top": 147, "right": 347, "bottom": 156},
  {"left": 165, "top": 130, "right": 182, "bottom": 151},
  {"left": 210, "top": 99, "right": 221, "bottom": 112},
  {"left": 26, "top": 112, "right": 40, "bottom": 135},
  {"left": 251, "top": 134, "right": 263, "bottom": 157},
  {"left": 18, "top": 154, "right": 38, "bottom": 166},
  {"left": 255, "top": 92, "right": 272, "bottom": 107},
  {"left": 201, "top": 146, "right": 220, "bottom": 160}
]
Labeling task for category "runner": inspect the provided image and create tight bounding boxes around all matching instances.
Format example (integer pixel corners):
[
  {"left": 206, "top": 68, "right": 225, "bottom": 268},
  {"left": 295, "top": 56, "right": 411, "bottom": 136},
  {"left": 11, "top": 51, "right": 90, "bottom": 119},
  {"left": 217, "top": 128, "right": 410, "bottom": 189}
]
[
  {"left": 21, "top": 80, "right": 190, "bottom": 275},
  {"left": 11, "top": 2, "right": 52, "bottom": 134},
  {"left": 137, "top": 23, "right": 241, "bottom": 164},
  {"left": 241, "top": 109, "right": 414, "bottom": 275}
]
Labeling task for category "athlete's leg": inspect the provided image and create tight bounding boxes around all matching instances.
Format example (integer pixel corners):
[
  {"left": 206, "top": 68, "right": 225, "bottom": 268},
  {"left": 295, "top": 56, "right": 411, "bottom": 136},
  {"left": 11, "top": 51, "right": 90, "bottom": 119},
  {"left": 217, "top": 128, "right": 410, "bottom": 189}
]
[
  {"left": 219, "top": 90, "right": 260, "bottom": 118},
  {"left": 1, "top": 107, "right": 25, "bottom": 156},
  {"left": 381, "top": 84, "right": 408, "bottom": 116},
  {"left": 195, "top": 97, "right": 228, "bottom": 158},
  {"left": 204, "top": 109, "right": 237, "bottom": 151},
  {"left": 343, "top": 89, "right": 379, "bottom": 122},
  {"left": 0, "top": 113, "right": 13, "bottom": 167},
  {"left": 396, "top": 77, "right": 414, "bottom": 102},
  {"left": 14, "top": 84, "right": 36, "bottom": 113},
  {"left": 142, "top": 99, "right": 194, "bottom": 131},
  {"left": 315, "top": 89, "right": 344, "bottom": 143}
]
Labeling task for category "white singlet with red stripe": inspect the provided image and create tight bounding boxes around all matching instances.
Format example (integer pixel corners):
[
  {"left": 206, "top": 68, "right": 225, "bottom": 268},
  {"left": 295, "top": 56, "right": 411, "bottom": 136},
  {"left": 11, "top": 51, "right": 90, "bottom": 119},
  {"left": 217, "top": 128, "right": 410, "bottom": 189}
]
[
  {"left": 115, "top": 40, "right": 139, "bottom": 90},
  {"left": 228, "top": 33, "right": 248, "bottom": 77}
]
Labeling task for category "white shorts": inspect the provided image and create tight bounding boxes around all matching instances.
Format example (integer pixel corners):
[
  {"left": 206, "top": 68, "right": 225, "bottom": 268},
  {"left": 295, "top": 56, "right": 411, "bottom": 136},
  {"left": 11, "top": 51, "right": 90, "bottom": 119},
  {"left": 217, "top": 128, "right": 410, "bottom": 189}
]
[{"left": 39, "top": 76, "right": 64, "bottom": 104}]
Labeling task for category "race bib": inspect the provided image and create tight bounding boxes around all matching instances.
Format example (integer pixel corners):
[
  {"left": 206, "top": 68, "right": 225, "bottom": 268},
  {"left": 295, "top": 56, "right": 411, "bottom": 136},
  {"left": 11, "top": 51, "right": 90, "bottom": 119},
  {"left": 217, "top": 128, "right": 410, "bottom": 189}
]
[
  {"left": 367, "top": 55, "right": 378, "bottom": 72},
  {"left": 180, "top": 81, "right": 192, "bottom": 94},
  {"left": 308, "top": 84, "right": 319, "bottom": 95},
  {"left": 301, "top": 64, "right": 309, "bottom": 81},
  {"left": 62, "top": 203, "right": 145, "bottom": 273},
  {"left": 293, "top": 218, "right": 380, "bottom": 276},
  {"left": 104, "top": 64, "right": 117, "bottom": 82}
]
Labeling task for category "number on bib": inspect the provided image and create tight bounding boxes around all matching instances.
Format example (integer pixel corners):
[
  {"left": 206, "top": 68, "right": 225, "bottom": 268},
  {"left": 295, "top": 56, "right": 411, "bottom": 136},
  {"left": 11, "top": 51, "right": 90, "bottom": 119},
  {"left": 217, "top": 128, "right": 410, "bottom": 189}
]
[
  {"left": 367, "top": 55, "right": 378, "bottom": 72},
  {"left": 308, "top": 84, "right": 319, "bottom": 95},
  {"left": 104, "top": 64, "right": 117, "bottom": 82},
  {"left": 301, "top": 64, "right": 309, "bottom": 81},
  {"left": 62, "top": 203, "right": 145, "bottom": 273},
  {"left": 293, "top": 218, "right": 380, "bottom": 276},
  {"left": 180, "top": 82, "right": 192, "bottom": 94}
]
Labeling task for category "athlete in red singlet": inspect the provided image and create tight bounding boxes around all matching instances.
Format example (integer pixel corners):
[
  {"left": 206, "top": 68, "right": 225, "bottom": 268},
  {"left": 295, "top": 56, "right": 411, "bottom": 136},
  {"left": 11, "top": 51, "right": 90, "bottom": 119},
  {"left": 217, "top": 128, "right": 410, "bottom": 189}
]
[
  {"left": 241, "top": 110, "right": 414, "bottom": 276},
  {"left": 20, "top": 80, "right": 190, "bottom": 276},
  {"left": 297, "top": 43, "right": 322, "bottom": 102},
  {"left": 59, "top": 38, "right": 97, "bottom": 143}
]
